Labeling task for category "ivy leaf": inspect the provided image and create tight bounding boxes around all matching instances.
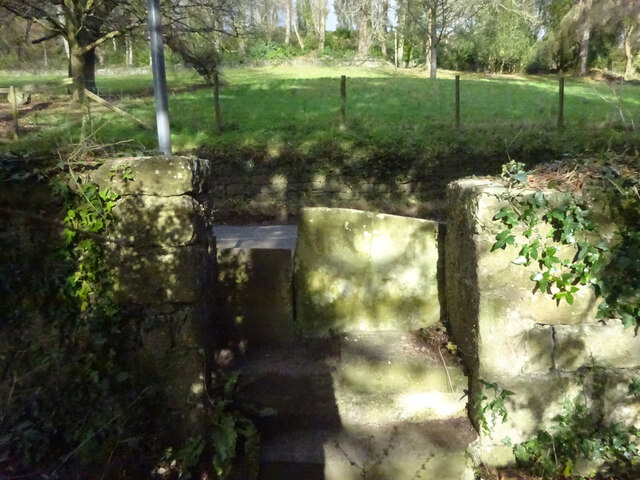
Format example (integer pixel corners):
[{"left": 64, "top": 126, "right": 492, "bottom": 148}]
[
  {"left": 621, "top": 312, "right": 636, "bottom": 329},
  {"left": 565, "top": 292, "right": 574, "bottom": 305},
  {"left": 509, "top": 172, "right": 529, "bottom": 184},
  {"left": 513, "top": 256, "right": 528, "bottom": 265},
  {"left": 539, "top": 277, "right": 548, "bottom": 293},
  {"left": 628, "top": 377, "right": 640, "bottom": 397}
]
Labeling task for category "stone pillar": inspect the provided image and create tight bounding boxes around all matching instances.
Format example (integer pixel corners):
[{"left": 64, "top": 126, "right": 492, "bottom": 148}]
[
  {"left": 91, "top": 156, "right": 215, "bottom": 440},
  {"left": 445, "top": 179, "right": 640, "bottom": 469}
]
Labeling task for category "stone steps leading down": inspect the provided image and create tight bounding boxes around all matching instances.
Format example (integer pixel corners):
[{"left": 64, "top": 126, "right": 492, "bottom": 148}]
[{"left": 235, "top": 331, "right": 477, "bottom": 480}]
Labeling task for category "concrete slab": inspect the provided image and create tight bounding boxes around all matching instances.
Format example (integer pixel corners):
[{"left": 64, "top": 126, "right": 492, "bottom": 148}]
[{"left": 213, "top": 225, "right": 298, "bottom": 250}]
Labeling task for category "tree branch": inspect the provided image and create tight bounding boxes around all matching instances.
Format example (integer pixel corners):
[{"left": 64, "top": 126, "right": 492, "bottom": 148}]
[
  {"left": 32, "top": 32, "right": 61, "bottom": 44},
  {"left": 78, "top": 18, "right": 144, "bottom": 54}
]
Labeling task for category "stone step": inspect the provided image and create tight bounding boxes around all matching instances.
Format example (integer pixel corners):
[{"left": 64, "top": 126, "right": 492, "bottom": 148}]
[
  {"left": 237, "top": 330, "right": 469, "bottom": 431},
  {"left": 258, "top": 420, "right": 477, "bottom": 480}
]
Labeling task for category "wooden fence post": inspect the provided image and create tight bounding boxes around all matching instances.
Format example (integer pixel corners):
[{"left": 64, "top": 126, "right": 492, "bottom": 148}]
[
  {"left": 340, "top": 75, "right": 346, "bottom": 130},
  {"left": 455, "top": 75, "right": 461, "bottom": 129},
  {"left": 9, "top": 85, "right": 19, "bottom": 140},
  {"left": 558, "top": 76, "right": 565, "bottom": 129}
]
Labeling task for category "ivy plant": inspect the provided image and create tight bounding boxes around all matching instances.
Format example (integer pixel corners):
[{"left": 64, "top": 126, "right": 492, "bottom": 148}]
[{"left": 490, "top": 159, "right": 640, "bottom": 327}]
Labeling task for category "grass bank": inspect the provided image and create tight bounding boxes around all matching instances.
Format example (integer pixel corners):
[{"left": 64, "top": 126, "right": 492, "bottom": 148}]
[{"left": 1, "top": 66, "right": 639, "bottom": 219}]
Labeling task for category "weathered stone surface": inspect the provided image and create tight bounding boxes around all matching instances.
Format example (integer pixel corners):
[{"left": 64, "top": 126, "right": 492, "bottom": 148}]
[
  {"left": 8, "top": 89, "right": 31, "bottom": 105},
  {"left": 476, "top": 305, "right": 554, "bottom": 379},
  {"left": 554, "top": 322, "right": 640, "bottom": 370},
  {"left": 136, "top": 304, "right": 207, "bottom": 441},
  {"left": 237, "top": 332, "right": 468, "bottom": 434},
  {"left": 445, "top": 181, "right": 481, "bottom": 376},
  {"left": 261, "top": 421, "right": 476, "bottom": 480},
  {"left": 603, "top": 368, "right": 640, "bottom": 429},
  {"left": 217, "top": 248, "right": 294, "bottom": 346},
  {"left": 446, "top": 178, "right": 639, "bottom": 471},
  {"left": 113, "top": 195, "right": 200, "bottom": 247},
  {"left": 294, "top": 207, "right": 440, "bottom": 336},
  {"left": 108, "top": 245, "right": 209, "bottom": 304},
  {"left": 334, "top": 332, "right": 468, "bottom": 423},
  {"left": 91, "top": 156, "right": 210, "bottom": 196},
  {"left": 470, "top": 372, "right": 589, "bottom": 445}
]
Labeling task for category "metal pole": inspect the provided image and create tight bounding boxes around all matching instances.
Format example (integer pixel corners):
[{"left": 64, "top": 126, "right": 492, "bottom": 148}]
[{"left": 147, "top": 0, "right": 172, "bottom": 156}]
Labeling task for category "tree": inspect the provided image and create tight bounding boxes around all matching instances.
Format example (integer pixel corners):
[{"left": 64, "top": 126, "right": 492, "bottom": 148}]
[
  {"left": 164, "top": 0, "right": 249, "bottom": 133},
  {"left": 0, "top": 14, "right": 67, "bottom": 70},
  {"left": 0, "top": 0, "right": 145, "bottom": 100},
  {"left": 548, "top": 0, "right": 640, "bottom": 74},
  {"left": 472, "top": 0, "right": 537, "bottom": 73},
  {"left": 577, "top": 0, "right": 592, "bottom": 76},
  {"left": 623, "top": 14, "right": 640, "bottom": 78},
  {"left": 411, "top": 0, "right": 483, "bottom": 78}
]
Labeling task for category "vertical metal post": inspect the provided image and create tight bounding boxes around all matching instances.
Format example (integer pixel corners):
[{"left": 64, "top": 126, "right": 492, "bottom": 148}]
[
  {"left": 455, "top": 75, "right": 461, "bottom": 129},
  {"left": 147, "top": 0, "right": 172, "bottom": 156}
]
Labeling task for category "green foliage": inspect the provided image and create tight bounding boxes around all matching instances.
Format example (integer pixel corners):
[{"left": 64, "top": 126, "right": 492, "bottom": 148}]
[
  {"left": 1, "top": 149, "right": 258, "bottom": 478},
  {"left": 474, "top": 380, "right": 515, "bottom": 435},
  {"left": 0, "top": 154, "right": 170, "bottom": 477},
  {"left": 500, "top": 159, "right": 530, "bottom": 185},
  {"left": 513, "top": 394, "right": 640, "bottom": 478},
  {"left": 246, "top": 40, "right": 297, "bottom": 61},
  {"left": 490, "top": 159, "right": 640, "bottom": 325},
  {"left": 162, "top": 373, "right": 259, "bottom": 480},
  {"left": 461, "top": 0, "right": 537, "bottom": 73}
]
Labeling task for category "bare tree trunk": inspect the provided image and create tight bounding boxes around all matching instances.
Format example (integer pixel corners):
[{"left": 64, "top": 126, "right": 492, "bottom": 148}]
[
  {"left": 625, "top": 24, "right": 636, "bottom": 79},
  {"left": 43, "top": 43, "right": 48, "bottom": 68},
  {"left": 400, "top": 0, "right": 410, "bottom": 67},
  {"left": 579, "top": 0, "right": 592, "bottom": 76},
  {"left": 285, "top": 0, "right": 292, "bottom": 45},
  {"left": 429, "top": 4, "right": 437, "bottom": 79},
  {"left": 125, "top": 36, "right": 134, "bottom": 66},
  {"left": 579, "top": 27, "right": 590, "bottom": 75},
  {"left": 394, "top": 28, "right": 398, "bottom": 68},
  {"left": 70, "top": 45, "right": 97, "bottom": 99},
  {"left": 62, "top": 37, "right": 71, "bottom": 59},
  {"left": 425, "top": 39, "right": 431, "bottom": 72},
  {"left": 318, "top": 1, "right": 326, "bottom": 52},
  {"left": 356, "top": 0, "right": 371, "bottom": 59},
  {"left": 294, "top": 16, "right": 305, "bottom": 50}
]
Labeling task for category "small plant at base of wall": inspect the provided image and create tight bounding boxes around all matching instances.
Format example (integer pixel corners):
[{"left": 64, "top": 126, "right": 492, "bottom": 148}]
[
  {"left": 510, "top": 387, "right": 640, "bottom": 479},
  {"left": 474, "top": 380, "right": 516, "bottom": 437}
]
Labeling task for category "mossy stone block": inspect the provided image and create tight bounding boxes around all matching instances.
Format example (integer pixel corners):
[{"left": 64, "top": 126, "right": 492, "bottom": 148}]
[
  {"left": 554, "top": 322, "right": 640, "bottom": 371},
  {"left": 108, "top": 245, "right": 208, "bottom": 304},
  {"left": 113, "top": 195, "right": 200, "bottom": 247},
  {"left": 294, "top": 207, "right": 440, "bottom": 337},
  {"left": 91, "top": 156, "right": 210, "bottom": 196}
]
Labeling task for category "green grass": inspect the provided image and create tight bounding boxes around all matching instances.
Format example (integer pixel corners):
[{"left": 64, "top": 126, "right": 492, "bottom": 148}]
[{"left": 2, "top": 65, "right": 640, "bottom": 169}]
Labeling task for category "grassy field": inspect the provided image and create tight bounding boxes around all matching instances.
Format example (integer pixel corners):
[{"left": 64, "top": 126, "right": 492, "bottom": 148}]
[
  {"left": 1, "top": 65, "right": 640, "bottom": 222},
  {"left": 1, "top": 66, "right": 639, "bottom": 156}
]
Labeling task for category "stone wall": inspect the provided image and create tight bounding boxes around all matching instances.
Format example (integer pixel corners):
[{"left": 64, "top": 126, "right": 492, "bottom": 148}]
[
  {"left": 91, "top": 155, "right": 216, "bottom": 440},
  {"left": 206, "top": 155, "right": 503, "bottom": 222},
  {"left": 445, "top": 178, "right": 640, "bottom": 467}
]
